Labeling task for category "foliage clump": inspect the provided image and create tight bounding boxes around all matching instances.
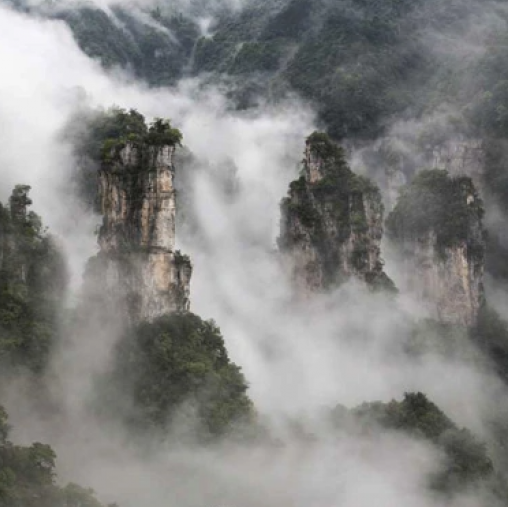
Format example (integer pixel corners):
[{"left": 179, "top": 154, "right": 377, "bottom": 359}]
[
  {"left": 174, "top": 249, "right": 192, "bottom": 268},
  {"left": 332, "top": 392, "right": 494, "bottom": 493},
  {"left": 71, "top": 107, "right": 183, "bottom": 207},
  {"left": 386, "top": 169, "right": 485, "bottom": 260},
  {"left": 0, "top": 406, "right": 114, "bottom": 507},
  {"left": 76, "top": 107, "right": 182, "bottom": 168},
  {"left": 0, "top": 186, "right": 66, "bottom": 374},
  {"left": 95, "top": 108, "right": 182, "bottom": 165},
  {"left": 145, "top": 118, "right": 183, "bottom": 147},
  {"left": 306, "top": 131, "right": 344, "bottom": 161},
  {"left": 49, "top": 0, "right": 508, "bottom": 144},
  {"left": 189, "top": 0, "right": 435, "bottom": 139},
  {"left": 57, "top": 7, "right": 199, "bottom": 85},
  {"left": 103, "top": 313, "right": 253, "bottom": 438}
]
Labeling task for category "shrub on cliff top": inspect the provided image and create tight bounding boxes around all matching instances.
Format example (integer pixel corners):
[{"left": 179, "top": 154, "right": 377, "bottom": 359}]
[
  {"left": 77, "top": 107, "right": 182, "bottom": 163},
  {"left": 145, "top": 117, "right": 183, "bottom": 147},
  {"left": 306, "top": 131, "right": 344, "bottom": 161}
]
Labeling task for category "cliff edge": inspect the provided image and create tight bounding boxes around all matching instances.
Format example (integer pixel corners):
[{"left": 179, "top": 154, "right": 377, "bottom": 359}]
[
  {"left": 279, "top": 132, "right": 394, "bottom": 293},
  {"left": 386, "top": 169, "right": 485, "bottom": 326},
  {"left": 88, "top": 116, "right": 192, "bottom": 322}
]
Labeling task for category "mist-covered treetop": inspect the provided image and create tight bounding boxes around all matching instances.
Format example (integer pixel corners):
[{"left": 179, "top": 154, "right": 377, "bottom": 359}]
[
  {"left": 100, "top": 312, "right": 254, "bottom": 439},
  {"left": 0, "top": 404, "right": 116, "bottom": 507},
  {"left": 76, "top": 107, "right": 183, "bottom": 164},
  {"left": 332, "top": 392, "right": 494, "bottom": 493},
  {"left": 301, "top": 132, "right": 380, "bottom": 198},
  {"left": 306, "top": 131, "right": 345, "bottom": 161}
]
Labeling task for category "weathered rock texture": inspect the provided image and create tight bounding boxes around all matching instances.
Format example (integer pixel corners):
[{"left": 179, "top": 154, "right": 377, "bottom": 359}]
[
  {"left": 279, "top": 133, "right": 394, "bottom": 292},
  {"left": 380, "top": 137, "right": 486, "bottom": 211},
  {"left": 431, "top": 139, "right": 484, "bottom": 184},
  {"left": 387, "top": 170, "right": 485, "bottom": 327},
  {"left": 92, "top": 142, "right": 192, "bottom": 322}
]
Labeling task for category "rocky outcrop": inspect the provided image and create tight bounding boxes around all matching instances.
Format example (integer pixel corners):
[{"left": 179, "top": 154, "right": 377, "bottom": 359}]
[
  {"left": 279, "top": 133, "right": 394, "bottom": 293},
  {"left": 380, "top": 137, "right": 485, "bottom": 211},
  {"left": 431, "top": 138, "right": 484, "bottom": 184},
  {"left": 92, "top": 142, "right": 192, "bottom": 322},
  {"left": 387, "top": 170, "right": 485, "bottom": 327},
  {"left": 384, "top": 137, "right": 486, "bottom": 210},
  {"left": 399, "top": 231, "right": 484, "bottom": 326}
]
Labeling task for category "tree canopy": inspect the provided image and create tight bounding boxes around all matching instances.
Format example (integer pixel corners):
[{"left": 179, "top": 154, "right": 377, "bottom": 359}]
[
  {"left": 332, "top": 392, "right": 495, "bottom": 493},
  {"left": 102, "top": 312, "right": 254, "bottom": 438},
  {"left": 0, "top": 186, "right": 66, "bottom": 374},
  {"left": 0, "top": 406, "right": 113, "bottom": 507}
]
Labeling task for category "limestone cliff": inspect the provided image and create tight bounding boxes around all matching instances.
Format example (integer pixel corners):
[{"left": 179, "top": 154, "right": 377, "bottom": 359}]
[
  {"left": 431, "top": 138, "right": 484, "bottom": 185},
  {"left": 92, "top": 141, "right": 192, "bottom": 322},
  {"left": 279, "top": 132, "right": 394, "bottom": 292},
  {"left": 380, "top": 137, "right": 485, "bottom": 211},
  {"left": 387, "top": 169, "right": 485, "bottom": 327}
]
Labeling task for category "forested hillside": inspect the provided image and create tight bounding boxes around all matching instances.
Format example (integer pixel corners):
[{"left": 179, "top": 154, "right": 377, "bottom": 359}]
[{"left": 13, "top": 0, "right": 508, "bottom": 142}]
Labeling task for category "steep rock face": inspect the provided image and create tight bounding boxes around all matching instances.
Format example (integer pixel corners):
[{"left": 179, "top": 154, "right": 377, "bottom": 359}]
[
  {"left": 387, "top": 170, "right": 485, "bottom": 326},
  {"left": 381, "top": 137, "right": 485, "bottom": 211},
  {"left": 93, "top": 142, "right": 192, "bottom": 321},
  {"left": 279, "top": 133, "right": 394, "bottom": 292},
  {"left": 431, "top": 138, "right": 484, "bottom": 183},
  {"left": 397, "top": 230, "right": 484, "bottom": 326}
]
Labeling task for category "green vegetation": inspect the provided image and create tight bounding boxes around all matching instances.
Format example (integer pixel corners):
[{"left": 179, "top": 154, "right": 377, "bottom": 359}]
[
  {"left": 145, "top": 118, "right": 183, "bottom": 147},
  {"left": 386, "top": 169, "right": 485, "bottom": 260},
  {"left": 0, "top": 186, "right": 66, "bottom": 374},
  {"left": 88, "top": 108, "right": 182, "bottom": 164},
  {"left": 280, "top": 132, "right": 394, "bottom": 290},
  {"left": 174, "top": 249, "right": 192, "bottom": 268},
  {"left": 281, "top": 132, "right": 378, "bottom": 234},
  {"left": 103, "top": 313, "right": 253, "bottom": 438},
  {"left": 54, "top": 7, "right": 198, "bottom": 85},
  {"left": 22, "top": 0, "right": 508, "bottom": 143},
  {"left": 75, "top": 107, "right": 181, "bottom": 165},
  {"left": 185, "top": 0, "right": 437, "bottom": 138},
  {"left": 0, "top": 406, "right": 114, "bottom": 507},
  {"left": 333, "top": 392, "right": 494, "bottom": 492},
  {"left": 228, "top": 42, "right": 283, "bottom": 75},
  {"left": 72, "top": 107, "right": 182, "bottom": 207}
]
